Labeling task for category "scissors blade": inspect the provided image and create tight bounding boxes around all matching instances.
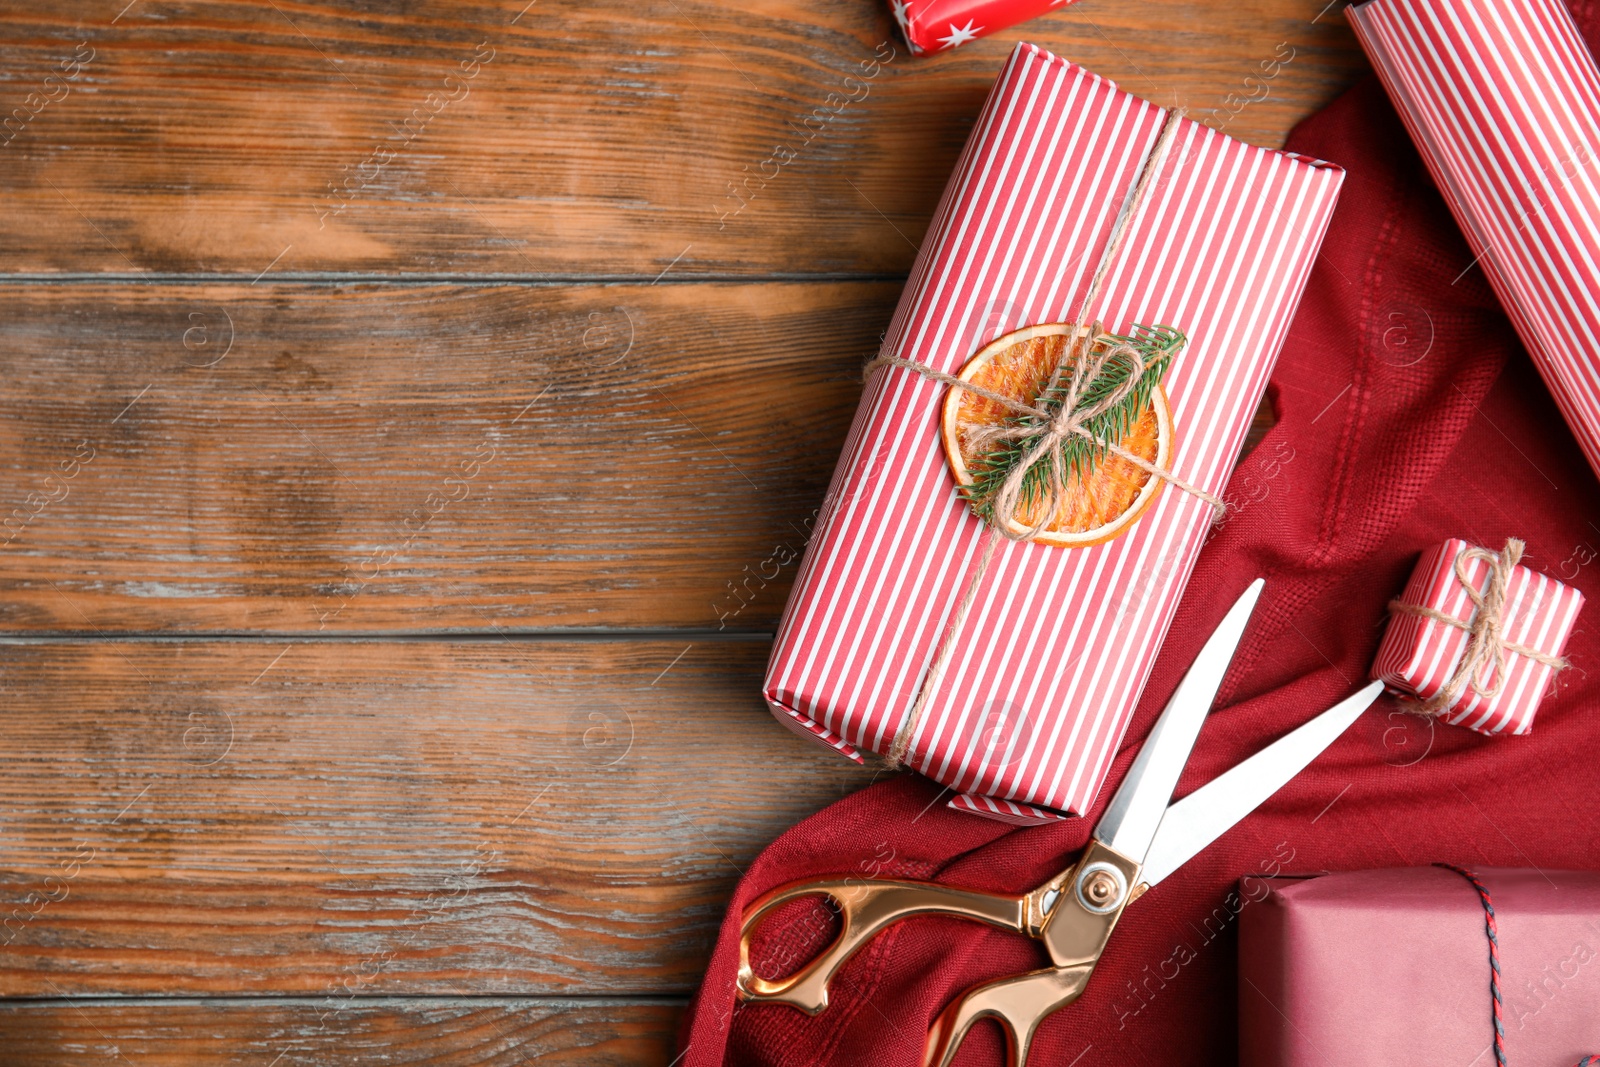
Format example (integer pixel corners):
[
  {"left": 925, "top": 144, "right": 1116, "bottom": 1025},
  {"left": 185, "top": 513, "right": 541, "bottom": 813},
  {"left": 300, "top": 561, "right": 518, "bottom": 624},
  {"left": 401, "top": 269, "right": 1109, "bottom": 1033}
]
[
  {"left": 1137, "top": 679, "right": 1383, "bottom": 887},
  {"left": 1091, "top": 578, "right": 1263, "bottom": 865}
]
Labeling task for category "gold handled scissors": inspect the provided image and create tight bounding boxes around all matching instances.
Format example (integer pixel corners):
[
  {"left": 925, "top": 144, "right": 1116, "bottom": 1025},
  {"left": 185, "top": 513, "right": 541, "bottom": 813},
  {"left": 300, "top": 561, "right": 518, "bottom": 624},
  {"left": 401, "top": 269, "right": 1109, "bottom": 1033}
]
[{"left": 737, "top": 579, "right": 1383, "bottom": 1066}]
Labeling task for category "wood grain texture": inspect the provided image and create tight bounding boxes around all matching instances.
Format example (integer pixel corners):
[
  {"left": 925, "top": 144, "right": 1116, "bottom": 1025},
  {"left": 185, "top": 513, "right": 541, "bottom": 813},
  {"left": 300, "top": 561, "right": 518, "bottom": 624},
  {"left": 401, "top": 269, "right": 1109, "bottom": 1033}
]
[
  {"left": 0, "top": 281, "right": 892, "bottom": 633},
  {"left": 0, "top": 638, "right": 875, "bottom": 994},
  {"left": 0, "top": 0, "right": 1356, "bottom": 1056},
  {"left": 0, "top": 0, "right": 1366, "bottom": 277},
  {"left": 0, "top": 998, "right": 679, "bottom": 1066}
]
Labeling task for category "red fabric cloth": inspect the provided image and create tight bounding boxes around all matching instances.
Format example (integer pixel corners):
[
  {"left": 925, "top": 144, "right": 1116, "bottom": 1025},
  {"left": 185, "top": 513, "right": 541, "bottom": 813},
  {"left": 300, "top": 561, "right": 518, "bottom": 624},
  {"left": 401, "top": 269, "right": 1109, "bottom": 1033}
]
[{"left": 680, "top": 53, "right": 1600, "bottom": 1067}]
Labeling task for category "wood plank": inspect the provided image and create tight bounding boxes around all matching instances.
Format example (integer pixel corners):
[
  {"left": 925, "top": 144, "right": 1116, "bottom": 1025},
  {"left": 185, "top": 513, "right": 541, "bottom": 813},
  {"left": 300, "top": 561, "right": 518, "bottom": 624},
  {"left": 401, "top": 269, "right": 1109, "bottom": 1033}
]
[
  {"left": 0, "top": 638, "right": 875, "bottom": 994},
  {"left": 0, "top": 281, "right": 893, "bottom": 633},
  {"left": 0, "top": 0, "right": 1366, "bottom": 276},
  {"left": 0, "top": 997, "right": 678, "bottom": 1066}
]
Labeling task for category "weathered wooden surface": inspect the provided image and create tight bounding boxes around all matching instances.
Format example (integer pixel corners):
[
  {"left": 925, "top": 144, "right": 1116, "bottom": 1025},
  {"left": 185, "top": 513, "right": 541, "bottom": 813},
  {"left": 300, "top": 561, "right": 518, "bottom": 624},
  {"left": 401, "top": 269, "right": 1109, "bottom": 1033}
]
[
  {"left": 0, "top": 639, "right": 873, "bottom": 995},
  {"left": 0, "top": 282, "right": 891, "bottom": 633},
  {"left": 0, "top": 998, "right": 678, "bottom": 1065},
  {"left": 0, "top": 0, "right": 1365, "bottom": 277},
  {"left": 0, "top": 0, "right": 1368, "bottom": 1060}
]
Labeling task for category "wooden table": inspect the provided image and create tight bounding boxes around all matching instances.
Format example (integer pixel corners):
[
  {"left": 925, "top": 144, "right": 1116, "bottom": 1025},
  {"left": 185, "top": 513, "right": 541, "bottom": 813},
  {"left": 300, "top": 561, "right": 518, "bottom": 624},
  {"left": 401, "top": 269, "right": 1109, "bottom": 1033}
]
[{"left": 0, "top": 1, "right": 1365, "bottom": 1061}]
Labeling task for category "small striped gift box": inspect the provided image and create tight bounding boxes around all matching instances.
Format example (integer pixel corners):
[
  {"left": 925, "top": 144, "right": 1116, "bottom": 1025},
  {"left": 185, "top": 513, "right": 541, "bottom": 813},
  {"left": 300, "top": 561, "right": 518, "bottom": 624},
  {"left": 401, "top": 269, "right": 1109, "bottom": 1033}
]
[
  {"left": 763, "top": 43, "right": 1345, "bottom": 825},
  {"left": 1372, "top": 539, "right": 1584, "bottom": 735}
]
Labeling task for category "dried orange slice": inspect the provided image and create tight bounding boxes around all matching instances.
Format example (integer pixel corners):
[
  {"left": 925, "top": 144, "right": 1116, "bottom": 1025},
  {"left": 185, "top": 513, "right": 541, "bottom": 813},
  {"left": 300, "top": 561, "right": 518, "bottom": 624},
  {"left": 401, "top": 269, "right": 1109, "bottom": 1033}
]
[{"left": 939, "top": 322, "right": 1174, "bottom": 548}]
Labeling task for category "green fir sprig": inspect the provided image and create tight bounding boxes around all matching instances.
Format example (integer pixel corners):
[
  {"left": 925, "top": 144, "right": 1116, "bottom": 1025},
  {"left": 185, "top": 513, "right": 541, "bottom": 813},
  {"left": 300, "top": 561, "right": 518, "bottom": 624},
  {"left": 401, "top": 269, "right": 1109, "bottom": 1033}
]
[{"left": 962, "top": 324, "right": 1187, "bottom": 526}]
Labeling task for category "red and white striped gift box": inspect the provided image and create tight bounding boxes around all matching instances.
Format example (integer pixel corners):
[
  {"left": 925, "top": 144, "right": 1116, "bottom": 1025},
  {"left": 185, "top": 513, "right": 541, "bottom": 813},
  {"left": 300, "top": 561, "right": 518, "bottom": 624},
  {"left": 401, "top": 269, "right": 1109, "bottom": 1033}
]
[
  {"left": 889, "top": 0, "right": 1074, "bottom": 55},
  {"left": 1350, "top": 0, "right": 1600, "bottom": 483},
  {"left": 1372, "top": 539, "right": 1584, "bottom": 734},
  {"left": 763, "top": 43, "right": 1345, "bottom": 825}
]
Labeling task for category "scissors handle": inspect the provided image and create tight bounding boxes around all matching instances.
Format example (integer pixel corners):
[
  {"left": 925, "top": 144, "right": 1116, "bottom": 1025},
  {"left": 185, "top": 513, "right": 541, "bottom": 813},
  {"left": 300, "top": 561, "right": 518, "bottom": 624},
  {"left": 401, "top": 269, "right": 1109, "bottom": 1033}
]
[
  {"left": 924, "top": 963, "right": 1094, "bottom": 1067},
  {"left": 736, "top": 876, "right": 1029, "bottom": 1014}
]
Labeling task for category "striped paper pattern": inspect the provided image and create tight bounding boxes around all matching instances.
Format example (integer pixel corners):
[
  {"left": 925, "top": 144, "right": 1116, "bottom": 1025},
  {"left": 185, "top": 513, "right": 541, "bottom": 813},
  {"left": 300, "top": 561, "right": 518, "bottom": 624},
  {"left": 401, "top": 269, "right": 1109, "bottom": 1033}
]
[
  {"left": 1350, "top": 0, "right": 1600, "bottom": 481},
  {"left": 1372, "top": 539, "right": 1584, "bottom": 734},
  {"left": 763, "top": 43, "right": 1345, "bottom": 823}
]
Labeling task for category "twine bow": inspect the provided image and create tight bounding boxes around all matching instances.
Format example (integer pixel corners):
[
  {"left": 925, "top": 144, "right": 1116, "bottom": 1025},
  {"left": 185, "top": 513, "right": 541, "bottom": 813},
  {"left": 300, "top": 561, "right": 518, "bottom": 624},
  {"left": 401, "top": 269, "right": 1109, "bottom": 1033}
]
[
  {"left": 866, "top": 326, "right": 1224, "bottom": 541},
  {"left": 1388, "top": 539, "right": 1568, "bottom": 717}
]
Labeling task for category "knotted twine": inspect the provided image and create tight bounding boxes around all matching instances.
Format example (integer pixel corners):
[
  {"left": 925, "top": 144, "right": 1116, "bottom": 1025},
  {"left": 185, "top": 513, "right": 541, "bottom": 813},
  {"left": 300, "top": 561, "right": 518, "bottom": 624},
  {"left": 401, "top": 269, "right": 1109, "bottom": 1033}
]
[
  {"left": 1388, "top": 539, "right": 1568, "bottom": 717},
  {"left": 866, "top": 326, "right": 1224, "bottom": 542},
  {"left": 865, "top": 109, "right": 1227, "bottom": 770}
]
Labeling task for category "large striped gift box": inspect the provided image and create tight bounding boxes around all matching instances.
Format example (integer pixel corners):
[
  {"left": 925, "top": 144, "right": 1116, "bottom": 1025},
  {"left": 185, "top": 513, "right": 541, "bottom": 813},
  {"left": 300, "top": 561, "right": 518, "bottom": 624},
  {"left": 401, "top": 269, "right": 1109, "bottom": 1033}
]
[
  {"left": 1372, "top": 539, "right": 1584, "bottom": 735},
  {"left": 1350, "top": 0, "right": 1600, "bottom": 484},
  {"left": 763, "top": 42, "right": 1345, "bottom": 826}
]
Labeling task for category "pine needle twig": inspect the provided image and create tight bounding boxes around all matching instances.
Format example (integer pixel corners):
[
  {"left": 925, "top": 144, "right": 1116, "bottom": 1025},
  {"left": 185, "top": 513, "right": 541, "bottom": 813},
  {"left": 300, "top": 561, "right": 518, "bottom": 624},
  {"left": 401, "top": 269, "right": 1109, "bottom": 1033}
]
[{"left": 962, "top": 324, "right": 1186, "bottom": 525}]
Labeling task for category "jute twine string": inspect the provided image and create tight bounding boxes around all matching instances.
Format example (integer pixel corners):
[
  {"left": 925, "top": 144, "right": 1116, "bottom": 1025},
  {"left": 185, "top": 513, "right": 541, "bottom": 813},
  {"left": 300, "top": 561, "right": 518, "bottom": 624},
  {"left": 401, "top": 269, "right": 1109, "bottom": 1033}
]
[
  {"left": 864, "top": 333, "right": 1225, "bottom": 542},
  {"left": 1388, "top": 539, "right": 1567, "bottom": 717},
  {"left": 871, "top": 108, "right": 1225, "bottom": 770}
]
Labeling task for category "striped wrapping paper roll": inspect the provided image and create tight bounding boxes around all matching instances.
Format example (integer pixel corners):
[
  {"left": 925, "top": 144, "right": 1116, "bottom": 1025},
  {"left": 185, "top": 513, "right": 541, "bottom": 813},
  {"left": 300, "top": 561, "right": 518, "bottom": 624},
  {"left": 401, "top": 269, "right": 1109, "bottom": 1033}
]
[
  {"left": 1350, "top": 0, "right": 1600, "bottom": 481},
  {"left": 762, "top": 43, "right": 1345, "bottom": 825},
  {"left": 1372, "top": 539, "right": 1584, "bottom": 734}
]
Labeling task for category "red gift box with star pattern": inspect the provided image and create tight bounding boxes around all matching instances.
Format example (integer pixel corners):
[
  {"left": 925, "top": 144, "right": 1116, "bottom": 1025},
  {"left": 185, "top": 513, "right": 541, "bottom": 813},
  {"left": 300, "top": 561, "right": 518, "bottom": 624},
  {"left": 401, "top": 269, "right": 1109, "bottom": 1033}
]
[{"left": 890, "top": 0, "right": 1077, "bottom": 54}]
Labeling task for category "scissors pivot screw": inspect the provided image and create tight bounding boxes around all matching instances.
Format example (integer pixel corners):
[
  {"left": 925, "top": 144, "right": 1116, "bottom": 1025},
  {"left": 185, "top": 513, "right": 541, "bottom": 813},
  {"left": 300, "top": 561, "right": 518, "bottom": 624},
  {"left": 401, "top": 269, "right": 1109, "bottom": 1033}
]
[{"left": 1074, "top": 863, "right": 1128, "bottom": 915}]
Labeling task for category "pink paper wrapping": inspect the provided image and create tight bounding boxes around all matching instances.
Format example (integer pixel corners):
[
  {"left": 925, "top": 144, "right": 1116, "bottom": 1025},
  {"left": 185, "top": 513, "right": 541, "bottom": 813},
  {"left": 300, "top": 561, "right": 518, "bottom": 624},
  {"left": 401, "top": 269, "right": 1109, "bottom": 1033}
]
[
  {"left": 889, "top": 0, "right": 1073, "bottom": 55},
  {"left": 1372, "top": 538, "right": 1583, "bottom": 734},
  {"left": 1240, "top": 868, "right": 1600, "bottom": 1066},
  {"left": 762, "top": 43, "right": 1345, "bottom": 825},
  {"left": 1350, "top": 0, "right": 1600, "bottom": 482}
]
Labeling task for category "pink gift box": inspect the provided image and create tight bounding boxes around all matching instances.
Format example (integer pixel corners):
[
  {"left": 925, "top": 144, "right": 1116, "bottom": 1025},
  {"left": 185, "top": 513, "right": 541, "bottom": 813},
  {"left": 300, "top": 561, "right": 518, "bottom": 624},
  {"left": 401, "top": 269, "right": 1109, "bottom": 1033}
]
[
  {"left": 1240, "top": 867, "right": 1600, "bottom": 1066},
  {"left": 1372, "top": 539, "right": 1583, "bottom": 735},
  {"left": 890, "top": 0, "right": 1074, "bottom": 55},
  {"left": 763, "top": 43, "right": 1344, "bottom": 825}
]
